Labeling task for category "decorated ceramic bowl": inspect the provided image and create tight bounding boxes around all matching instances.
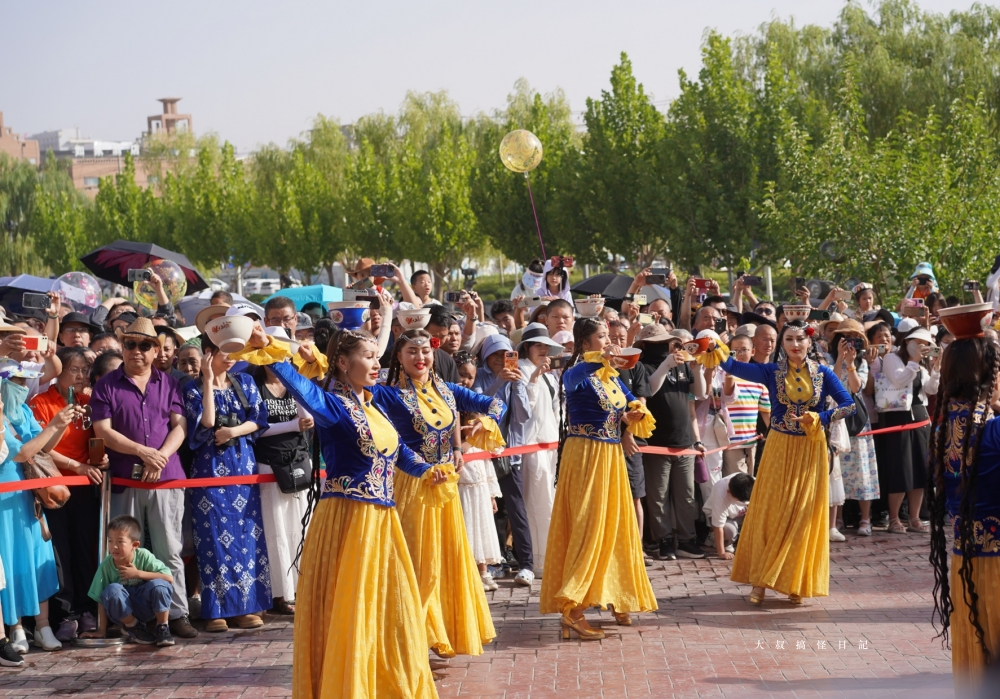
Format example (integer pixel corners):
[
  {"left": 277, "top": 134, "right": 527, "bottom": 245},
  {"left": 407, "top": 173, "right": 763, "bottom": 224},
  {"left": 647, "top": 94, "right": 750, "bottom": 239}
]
[
  {"left": 575, "top": 298, "right": 605, "bottom": 317},
  {"left": 207, "top": 316, "right": 254, "bottom": 354}
]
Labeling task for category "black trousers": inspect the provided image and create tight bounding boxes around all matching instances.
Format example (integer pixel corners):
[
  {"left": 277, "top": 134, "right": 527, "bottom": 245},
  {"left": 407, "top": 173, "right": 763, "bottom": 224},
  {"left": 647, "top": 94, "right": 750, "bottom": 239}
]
[
  {"left": 45, "top": 484, "right": 100, "bottom": 623},
  {"left": 497, "top": 462, "right": 534, "bottom": 572}
]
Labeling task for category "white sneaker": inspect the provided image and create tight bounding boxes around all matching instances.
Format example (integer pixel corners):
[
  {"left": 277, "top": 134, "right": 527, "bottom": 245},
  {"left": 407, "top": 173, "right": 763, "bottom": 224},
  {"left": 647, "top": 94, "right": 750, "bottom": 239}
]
[
  {"left": 481, "top": 573, "right": 499, "bottom": 591},
  {"left": 514, "top": 569, "right": 535, "bottom": 586},
  {"left": 33, "top": 626, "right": 62, "bottom": 651},
  {"left": 829, "top": 527, "right": 846, "bottom": 542},
  {"left": 857, "top": 521, "right": 873, "bottom": 537},
  {"left": 9, "top": 628, "right": 28, "bottom": 655},
  {"left": 724, "top": 544, "right": 735, "bottom": 554}
]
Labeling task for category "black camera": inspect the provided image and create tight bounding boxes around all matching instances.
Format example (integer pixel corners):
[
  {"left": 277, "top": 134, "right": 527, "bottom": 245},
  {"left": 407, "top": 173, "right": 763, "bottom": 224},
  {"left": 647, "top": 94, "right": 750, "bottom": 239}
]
[
  {"left": 216, "top": 413, "right": 241, "bottom": 448},
  {"left": 848, "top": 337, "right": 865, "bottom": 353}
]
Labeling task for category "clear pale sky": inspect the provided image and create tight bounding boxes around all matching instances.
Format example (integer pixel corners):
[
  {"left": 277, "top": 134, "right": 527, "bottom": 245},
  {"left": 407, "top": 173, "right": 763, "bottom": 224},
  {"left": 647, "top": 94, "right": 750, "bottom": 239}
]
[{"left": 1, "top": 0, "right": 976, "bottom": 152}]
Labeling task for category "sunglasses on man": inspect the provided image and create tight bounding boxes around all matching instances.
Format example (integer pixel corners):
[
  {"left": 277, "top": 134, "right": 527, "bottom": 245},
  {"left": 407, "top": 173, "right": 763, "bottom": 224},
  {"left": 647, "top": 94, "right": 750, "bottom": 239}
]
[{"left": 124, "top": 340, "right": 157, "bottom": 353}]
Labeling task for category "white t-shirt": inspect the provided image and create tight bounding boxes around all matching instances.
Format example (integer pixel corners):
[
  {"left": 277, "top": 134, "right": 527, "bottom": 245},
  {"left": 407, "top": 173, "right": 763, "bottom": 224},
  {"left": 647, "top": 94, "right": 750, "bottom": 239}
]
[{"left": 702, "top": 473, "right": 748, "bottom": 529}]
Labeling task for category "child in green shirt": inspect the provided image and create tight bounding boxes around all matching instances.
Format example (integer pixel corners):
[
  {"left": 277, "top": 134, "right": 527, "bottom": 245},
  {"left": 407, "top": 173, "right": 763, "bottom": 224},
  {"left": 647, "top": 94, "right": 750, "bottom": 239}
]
[{"left": 79, "top": 516, "right": 175, "bottom": 647}]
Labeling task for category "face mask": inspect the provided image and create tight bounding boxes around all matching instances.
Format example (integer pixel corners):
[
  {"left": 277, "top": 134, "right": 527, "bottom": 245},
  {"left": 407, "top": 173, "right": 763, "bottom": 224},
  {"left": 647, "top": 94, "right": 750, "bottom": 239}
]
[
  {"left": 907, "top": 341, "right": 922, "bottom": 359},
  {"left": 522, "top": 271, "right": 543, "bottom": 292},
  {"left": 1, "top": 379, "right": 29, "bottom": 418}
]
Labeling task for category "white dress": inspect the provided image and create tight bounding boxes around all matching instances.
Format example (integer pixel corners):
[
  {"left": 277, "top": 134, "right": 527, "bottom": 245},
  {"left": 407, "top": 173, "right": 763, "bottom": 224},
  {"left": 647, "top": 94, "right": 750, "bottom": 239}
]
[
  {"left": 519, "top": 361, "right": 559, "bottom": 575},
  {"left": 458, "top": 449, "right": 503, "bottom": 565},
  {"left": 255, "top": 389, "right": 311, "bottom": 601}
]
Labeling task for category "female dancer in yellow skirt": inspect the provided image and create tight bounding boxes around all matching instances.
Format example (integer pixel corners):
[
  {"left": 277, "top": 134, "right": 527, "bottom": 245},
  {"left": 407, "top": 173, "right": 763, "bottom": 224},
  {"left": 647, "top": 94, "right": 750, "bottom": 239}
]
[
  {"left": 710, "top": 320, "right": 855, "bottom": 604},
  {"left": 540, "top": 317, "right": 657, "bottom": 639},
  {"left": 927, "top": 329, "right": 1000, "bottom": 690},
  {"left": 241, "top": 326, "right": 444, "bottom": 699},
  {"left": 376, "top": 329, "right": 505, "bottom": 658}
]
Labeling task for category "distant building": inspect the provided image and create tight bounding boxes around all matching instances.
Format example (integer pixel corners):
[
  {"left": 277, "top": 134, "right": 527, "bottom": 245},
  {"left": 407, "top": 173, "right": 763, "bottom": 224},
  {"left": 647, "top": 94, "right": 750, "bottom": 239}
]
[
  {"left": 148, "top": 98, "right": 192, "bottom": 136},
  {"left": 27, "top": 98, "right": 193, "bottom": 197},
  {"left": 0, "top": 112, "right": 41, "bottom": 164}
]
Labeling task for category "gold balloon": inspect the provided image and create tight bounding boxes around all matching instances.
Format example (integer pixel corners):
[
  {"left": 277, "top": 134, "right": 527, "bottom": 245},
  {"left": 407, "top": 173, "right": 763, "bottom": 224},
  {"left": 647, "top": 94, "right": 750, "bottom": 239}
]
[{"left": 499, "top": 129, "right": 543, "bottom": 174}]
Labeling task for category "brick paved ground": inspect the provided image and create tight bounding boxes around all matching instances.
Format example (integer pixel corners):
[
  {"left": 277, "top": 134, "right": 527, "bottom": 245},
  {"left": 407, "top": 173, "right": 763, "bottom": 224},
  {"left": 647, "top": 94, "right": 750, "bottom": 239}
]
[{"left": 0, "top": 530, "right": 953, "bottom": 699}]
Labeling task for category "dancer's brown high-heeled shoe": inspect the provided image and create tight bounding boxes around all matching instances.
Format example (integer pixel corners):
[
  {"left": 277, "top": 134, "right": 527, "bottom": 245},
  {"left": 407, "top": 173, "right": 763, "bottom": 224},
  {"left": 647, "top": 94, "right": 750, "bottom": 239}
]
[
  {"left": 560, "top": 613, "right": 605, "bottom": 641},
  {"left": 788, "top": 594, "right": 804, "bottom": 605},
  {"left": 749, "top": 587, "right": 766, "bottom": 605},
  {"left": 608, "top": 604, "right": 632, "bottom": 626}
]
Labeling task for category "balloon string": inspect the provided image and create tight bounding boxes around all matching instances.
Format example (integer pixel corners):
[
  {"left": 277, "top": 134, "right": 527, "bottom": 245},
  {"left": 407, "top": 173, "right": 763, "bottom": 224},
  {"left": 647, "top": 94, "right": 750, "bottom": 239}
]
[{"left": 524, "top": 173, "right": 546, "bottom": 259}]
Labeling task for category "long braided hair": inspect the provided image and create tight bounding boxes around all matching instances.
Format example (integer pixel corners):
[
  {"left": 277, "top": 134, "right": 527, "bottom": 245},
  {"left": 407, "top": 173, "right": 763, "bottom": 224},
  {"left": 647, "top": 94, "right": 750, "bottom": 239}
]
[
  {"left": 386, "top": 329, "right": 438, "bottom": 387},
  {"left": 293, "top": 328, "right": 377, "bottom": 569},
  {"left": 556, "top": 318, "right": 605, "bottom": 478},
  {"left": 927, "top": 336, "right": 999, "bottom": 663}
]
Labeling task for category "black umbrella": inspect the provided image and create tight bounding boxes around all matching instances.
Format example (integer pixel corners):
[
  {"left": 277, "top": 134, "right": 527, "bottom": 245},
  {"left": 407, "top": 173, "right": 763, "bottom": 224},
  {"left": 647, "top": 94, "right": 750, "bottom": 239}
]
[
  {"left": 570, "top": 273, "right": 634, "bottom": 299},
  {"left": 80, "top": 240, "right": 209, "bottom": 292}
]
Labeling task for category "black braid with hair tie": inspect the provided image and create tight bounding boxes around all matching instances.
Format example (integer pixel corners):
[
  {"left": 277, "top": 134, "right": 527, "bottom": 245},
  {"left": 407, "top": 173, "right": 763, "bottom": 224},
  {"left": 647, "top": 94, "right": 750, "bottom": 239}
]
[
  {"left": 555, "top": 317, "right": 604, "bottom": 485},
  {"left": 293, "top": 328, "right": 376, "bottom": 570},
  {"left": 927, "top": 336, "right": 998, "bottom": 664}
]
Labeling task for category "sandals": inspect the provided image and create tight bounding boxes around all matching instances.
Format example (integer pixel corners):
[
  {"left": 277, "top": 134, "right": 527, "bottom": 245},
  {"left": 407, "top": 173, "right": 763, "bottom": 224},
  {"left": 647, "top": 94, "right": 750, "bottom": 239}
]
[
  {"left": 272, "top": 598, "right": 296, "bottom": 616},
  {"left": 749, "top": 587, "right": 766, "bottom": 605},
  {"left": 888, "top": 518, "right": 908, "bottom": 534},
  {"left": 907, "top": 518, "right": 930, "bottom": 534},
  {"left": 857, "top": 520, "right": 872, "bottom": 537}
]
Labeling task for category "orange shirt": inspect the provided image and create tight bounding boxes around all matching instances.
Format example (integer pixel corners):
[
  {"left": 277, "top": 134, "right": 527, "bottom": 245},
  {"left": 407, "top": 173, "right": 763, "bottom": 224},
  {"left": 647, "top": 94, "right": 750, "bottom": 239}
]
[{"left": 29, "top": 385, "right": 93, "bottom": 472}]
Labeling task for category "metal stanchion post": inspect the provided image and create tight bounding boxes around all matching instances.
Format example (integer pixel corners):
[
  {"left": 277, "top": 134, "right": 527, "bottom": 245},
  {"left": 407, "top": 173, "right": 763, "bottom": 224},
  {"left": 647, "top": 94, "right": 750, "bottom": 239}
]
[{"left": 74, "top": 468, "right": 124, "bottom": 647}]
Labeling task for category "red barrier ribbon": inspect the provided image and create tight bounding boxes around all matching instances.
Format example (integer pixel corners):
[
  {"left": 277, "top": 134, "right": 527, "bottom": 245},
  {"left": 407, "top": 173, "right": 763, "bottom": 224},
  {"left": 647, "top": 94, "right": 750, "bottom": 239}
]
[{"left": 0, "top": 419, "right": 934, "bottom": 494}]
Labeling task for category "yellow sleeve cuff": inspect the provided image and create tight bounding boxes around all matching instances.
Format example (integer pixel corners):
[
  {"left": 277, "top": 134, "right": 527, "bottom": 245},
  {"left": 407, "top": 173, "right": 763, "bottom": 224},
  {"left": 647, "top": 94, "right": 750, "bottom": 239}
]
[
  {"left": 293, "top": 349, "right": 329, "bottom": 380},
  {"left": 417, "top": 463, "right": 459, "bottom": 508},
  {"left": 466, "top": 417, "right": 506, "bottom": 453},
  {"left": 696, "top": 343, "right": 731, "bottom": 369},
  {"left": 228, "top": 338, "right": 293, "bottom": 365},
  {"left": 803, "top": 411, "right": 824, "bottom": 440},
  {"left": 625, "top": 400, "right": 656, "bottom": 439}
]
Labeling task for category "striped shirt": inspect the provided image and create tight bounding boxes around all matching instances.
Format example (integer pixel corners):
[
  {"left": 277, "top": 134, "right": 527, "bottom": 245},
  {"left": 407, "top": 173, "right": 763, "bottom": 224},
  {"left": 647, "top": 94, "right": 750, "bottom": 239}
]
[{"left": 726, "top": 378, "right": 770, "bottom": 443}]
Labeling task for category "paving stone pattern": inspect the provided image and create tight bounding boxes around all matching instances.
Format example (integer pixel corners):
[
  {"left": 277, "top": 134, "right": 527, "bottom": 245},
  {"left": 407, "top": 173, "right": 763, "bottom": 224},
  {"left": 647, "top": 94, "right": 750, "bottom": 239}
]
[{"left": 0, "top": 531, "right": 953, "bottom": 698}]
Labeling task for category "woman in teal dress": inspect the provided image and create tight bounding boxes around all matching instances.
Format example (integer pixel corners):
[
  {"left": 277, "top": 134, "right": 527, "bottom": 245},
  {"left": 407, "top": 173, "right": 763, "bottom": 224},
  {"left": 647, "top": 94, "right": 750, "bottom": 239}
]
[{"left": 0, "top": 367, "right": 85, "bottom": 653}]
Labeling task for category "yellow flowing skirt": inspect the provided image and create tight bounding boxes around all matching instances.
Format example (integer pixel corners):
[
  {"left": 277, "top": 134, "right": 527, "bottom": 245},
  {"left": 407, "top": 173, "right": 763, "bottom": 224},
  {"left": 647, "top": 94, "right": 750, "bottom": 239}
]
[
  {"left": 540, "top": 437, "right": 657, "bottom": 615},
  {"left": 950, "top": 554, "right": 1000, "bottom": 690},
  {"left": 394, "top": 470, "right": 496, "bottom": 657},
  {"left": 292, "top": 497, "right": 438, "bottom": 699},
  {"left": 731, "top": 430, "right": 829, "bottom": 597}
]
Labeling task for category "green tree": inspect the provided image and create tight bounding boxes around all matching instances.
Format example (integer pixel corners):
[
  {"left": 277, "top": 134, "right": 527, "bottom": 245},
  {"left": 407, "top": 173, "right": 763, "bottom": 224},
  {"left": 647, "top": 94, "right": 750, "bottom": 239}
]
[
  {"left": 469, "top": 79, "right": 580, "bottom": 265},
  {"left": 572, "top": 52, "right": 666, "bottom": 268},
  {"left": 761, "top": 71, "right": 1000, "bottom": 303},
  {"left": 393, "top": 92, "right": 482, "bottom": 294},
  {"left": 89, "top": 154, "right": 165, "bottom": 248}
]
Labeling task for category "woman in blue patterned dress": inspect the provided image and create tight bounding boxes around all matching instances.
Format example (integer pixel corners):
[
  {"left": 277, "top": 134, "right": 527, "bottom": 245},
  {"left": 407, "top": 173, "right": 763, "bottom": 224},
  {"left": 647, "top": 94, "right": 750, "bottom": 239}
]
[
  {"left": 829, "top": 321, "right": 879, "bottom": 536},
  {"left": 183, "top": 334, "right": 271, "bottom": 633}
]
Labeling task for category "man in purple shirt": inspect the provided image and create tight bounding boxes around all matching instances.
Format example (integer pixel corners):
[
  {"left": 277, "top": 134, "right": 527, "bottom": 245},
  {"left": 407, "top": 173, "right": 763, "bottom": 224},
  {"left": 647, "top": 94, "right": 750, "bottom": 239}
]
[{"left": 91, "top": 318, "right": 198, "bottom": 639}]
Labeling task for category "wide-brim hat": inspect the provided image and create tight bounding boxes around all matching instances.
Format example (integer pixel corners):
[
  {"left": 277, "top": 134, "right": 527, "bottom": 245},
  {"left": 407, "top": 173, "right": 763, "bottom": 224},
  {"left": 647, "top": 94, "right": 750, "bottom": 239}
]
[
  {"left": 0, "top": 358, "right": 41, "bottom": 380},
  {"left": 831, "top": 318, "right": 867, "bottom": 346},
  {"left": 819, "top": 312, "right": 846, "bottom": 328},
  {"left": 902, "top": 326, "right": 935, "bottom": 344},
  {"left": 115, "top": 317, "right": 159, "bottom": 342},
  {"left": 514, "top": 323, "right": 564, "bottom": 355},
  {"left": 195, "top": 304, "right": 229, "bottom": 332},
  {"left": 0, "top": 318, "right": 27, "bottom": 334},
  {"left": 634, "top": 323, "right": 672, "bottom": 344}
]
